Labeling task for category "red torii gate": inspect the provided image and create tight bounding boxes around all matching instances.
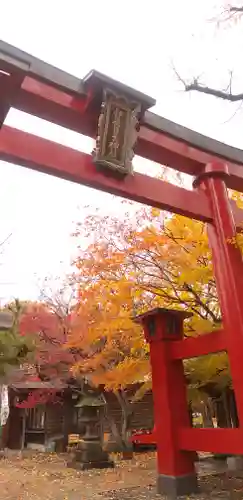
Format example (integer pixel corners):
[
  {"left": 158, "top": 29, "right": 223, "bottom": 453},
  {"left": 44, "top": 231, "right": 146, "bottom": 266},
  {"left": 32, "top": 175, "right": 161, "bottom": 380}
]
[{"left": 1, "top": 41, "right": 243, "bottom": 497}]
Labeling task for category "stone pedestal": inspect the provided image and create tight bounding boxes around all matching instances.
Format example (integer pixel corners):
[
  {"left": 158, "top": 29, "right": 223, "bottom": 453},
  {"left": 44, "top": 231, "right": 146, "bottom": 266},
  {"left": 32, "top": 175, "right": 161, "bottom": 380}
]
[
  {"left": 70, "top": 439, "right": 114, "bottom": 470},
  {"left": 227, "top": 456, "right": 243, "bottom": 472}
]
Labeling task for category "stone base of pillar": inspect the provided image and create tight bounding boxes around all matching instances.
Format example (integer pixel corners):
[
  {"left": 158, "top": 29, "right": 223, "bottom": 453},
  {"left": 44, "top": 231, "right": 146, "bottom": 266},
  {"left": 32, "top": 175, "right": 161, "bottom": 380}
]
[
  {"left": 227, "top": 456, "right": 243, "bottom": 472},
  {"left": 157, "top": 473, "right": 198, "bottom": 498}
]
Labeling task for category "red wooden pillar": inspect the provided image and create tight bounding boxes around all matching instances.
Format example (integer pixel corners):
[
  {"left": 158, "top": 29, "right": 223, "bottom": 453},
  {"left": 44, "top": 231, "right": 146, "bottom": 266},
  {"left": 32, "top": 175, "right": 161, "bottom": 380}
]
[
  {"left": 137, "top": 308, "right": 198, "bottom": 497},
  {"left": 194, "top": 162, "right": 243, "bottom": 425}
]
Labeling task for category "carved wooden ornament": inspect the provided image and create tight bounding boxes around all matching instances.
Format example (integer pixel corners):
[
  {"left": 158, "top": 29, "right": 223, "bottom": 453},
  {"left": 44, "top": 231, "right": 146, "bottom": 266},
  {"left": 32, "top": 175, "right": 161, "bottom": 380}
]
[{"left": 93, "top": 88, "right": 141, "bottom": 175}]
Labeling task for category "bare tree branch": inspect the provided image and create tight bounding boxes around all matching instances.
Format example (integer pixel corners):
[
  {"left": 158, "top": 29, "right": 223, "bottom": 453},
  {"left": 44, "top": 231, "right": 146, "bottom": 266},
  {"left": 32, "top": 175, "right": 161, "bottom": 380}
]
[
  {"left": 0, "top": 233, "right": 12, "bottom": 249},
  {"left": 215, "top": 4, "right": 243, "bottom": 24},
  {"left": 229, "top": 6, "right": 243, "bottom": 13},
  {"left": 172, "top": 59, "right": 243, "bottom": 103},
  {"left": 185, "top": 80, "right": 243, "bottom": 102},
  {"left": 170, "top": 5, "right": 243, "bottom": 103}
]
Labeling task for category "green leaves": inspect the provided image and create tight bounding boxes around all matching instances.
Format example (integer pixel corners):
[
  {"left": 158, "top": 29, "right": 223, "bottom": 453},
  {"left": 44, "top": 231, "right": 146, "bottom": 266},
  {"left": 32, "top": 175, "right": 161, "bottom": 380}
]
[
  {"left": 0, "top": 299, "right": 35, "bottom": 380},
  {"left": 0, "top": 329, "right": 34, "bottom": 378}
]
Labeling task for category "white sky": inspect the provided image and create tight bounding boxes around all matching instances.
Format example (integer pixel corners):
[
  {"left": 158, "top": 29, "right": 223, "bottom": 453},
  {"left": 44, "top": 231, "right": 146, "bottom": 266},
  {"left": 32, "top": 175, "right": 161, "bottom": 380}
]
[{"left": 0, "top": 0, "right": 243, "bottom": 302}]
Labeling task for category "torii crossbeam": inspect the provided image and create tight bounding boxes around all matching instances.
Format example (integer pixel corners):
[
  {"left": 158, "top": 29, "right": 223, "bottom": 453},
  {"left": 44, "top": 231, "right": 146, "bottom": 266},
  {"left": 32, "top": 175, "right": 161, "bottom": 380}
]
[{"left": 1, "top": 40, "right": 243, "bottom": 498}]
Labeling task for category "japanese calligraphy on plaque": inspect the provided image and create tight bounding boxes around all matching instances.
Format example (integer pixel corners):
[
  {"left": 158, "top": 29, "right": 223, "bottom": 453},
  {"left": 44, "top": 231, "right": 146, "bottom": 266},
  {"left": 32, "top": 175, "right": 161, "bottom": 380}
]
[{"left": 93, "top": 89, "right": 141, "bottom": 175}]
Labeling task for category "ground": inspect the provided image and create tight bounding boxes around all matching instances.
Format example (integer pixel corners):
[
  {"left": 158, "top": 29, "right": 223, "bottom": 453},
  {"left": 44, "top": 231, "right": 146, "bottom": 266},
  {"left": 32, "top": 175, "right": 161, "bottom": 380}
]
[{"left": 0, "top": 451, "right": 243, "bottom": 499}]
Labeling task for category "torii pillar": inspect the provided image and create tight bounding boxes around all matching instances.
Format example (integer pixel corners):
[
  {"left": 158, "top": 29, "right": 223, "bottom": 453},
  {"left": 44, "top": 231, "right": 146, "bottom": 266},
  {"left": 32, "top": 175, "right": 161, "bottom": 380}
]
[
  {"left": 137, "top": 308, "right": 198, "bottom": 498},
  {"left": 194, "top": 162, "right": 243, "bottom": 426}
]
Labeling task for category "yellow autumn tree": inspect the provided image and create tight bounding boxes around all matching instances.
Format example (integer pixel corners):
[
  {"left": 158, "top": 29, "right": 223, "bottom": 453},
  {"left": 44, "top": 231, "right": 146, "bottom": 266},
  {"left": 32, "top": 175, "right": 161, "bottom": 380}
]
[{"left": 69, "top": 196, "right": 243, "bottom": 402}]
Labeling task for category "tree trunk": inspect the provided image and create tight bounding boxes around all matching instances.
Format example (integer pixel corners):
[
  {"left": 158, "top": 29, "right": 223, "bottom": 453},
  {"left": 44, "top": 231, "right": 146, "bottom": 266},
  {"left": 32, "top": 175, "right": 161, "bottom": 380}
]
[
  {"left": 115, "top": 390, "right": 133, "bottom": 458},
  {"left": 104, "top": 411, "right": 124, "bottom": 451},
  {"left": 102, "top": 393, "right": 124, "bottom": 452},
  {"left": 201, "top": 401, "right": 214, "bottom": 428},
  {"left": 102, "top": 390, "right": 134, "bottom": 455},
  {"left": 214, "top": 397, "right": 229, "bottom": 428},
  {"left": 213, "top": 393, "right": 232, "bottom": 460},
  {"left": 188, "top": 403, "right": 193, "bottom": 426},
  {"left": 228, "top": 390, "right": 239, "bottom": 428},
  {"left": 63, "top": 393, "right": 73, "bottom": 452}
]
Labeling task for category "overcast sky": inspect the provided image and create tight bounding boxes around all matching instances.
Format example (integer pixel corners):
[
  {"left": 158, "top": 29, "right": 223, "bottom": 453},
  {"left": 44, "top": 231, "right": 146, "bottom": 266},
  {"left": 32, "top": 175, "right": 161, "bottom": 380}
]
[{"left": 0, "top": 0, "right": 243, "bottom": 303}]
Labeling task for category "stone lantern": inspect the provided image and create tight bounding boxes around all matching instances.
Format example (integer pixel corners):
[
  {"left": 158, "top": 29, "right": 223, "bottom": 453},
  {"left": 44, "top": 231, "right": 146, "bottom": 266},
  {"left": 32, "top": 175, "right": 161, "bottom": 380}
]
[{"left": 69, "top": 392, "right": 114, "bottom": 470}]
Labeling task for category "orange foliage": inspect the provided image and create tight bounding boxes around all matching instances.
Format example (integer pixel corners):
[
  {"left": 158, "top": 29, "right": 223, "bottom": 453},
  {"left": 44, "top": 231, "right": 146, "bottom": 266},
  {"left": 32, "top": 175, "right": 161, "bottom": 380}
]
[{"left": 69, "top": 200, "right": 229, "bottom": 396}]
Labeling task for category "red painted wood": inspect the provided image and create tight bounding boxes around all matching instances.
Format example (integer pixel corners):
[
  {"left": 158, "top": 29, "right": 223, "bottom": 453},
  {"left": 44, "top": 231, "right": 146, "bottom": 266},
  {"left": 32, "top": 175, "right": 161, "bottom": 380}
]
[
  {"left": 0, "top": 72, "right": 24, "bottom": 128},
  {"left": 138, "top": 127, "right": 205, "bottom": 175},
  {"left": 1, "top": 126, "right": 242, "bottom": 230},
  {"left": 197, "top": 163, "right": 243, "bottom": 425},
  {"left": 17, "top": 77, "right": 96, "bottom": 137},
  {"left": 0, "top": 126, "right": 212, "bottom": 223},
  {"left": 130, "top": 427, "right": 156, "bottom": 445},
  {"left": 179, "top": 428, "right": 243, "bottom": 455},
  {"left": 142, "top": 310, "right": 195, "bottom": 477},
  {"left": 3, "top": 75, "right": 243, "bottom": 191},
  {"left": 170, "top": 330, "right": 226, "bottom": 360},
  {"left": 139, "top": 127, "right": 243, "bottom": 191},
  {"left": 149, "top": 344, "right": 195, "bottom": 476},
  {"left": 226, "top": 163, "right": 243, "bottom": 192}
]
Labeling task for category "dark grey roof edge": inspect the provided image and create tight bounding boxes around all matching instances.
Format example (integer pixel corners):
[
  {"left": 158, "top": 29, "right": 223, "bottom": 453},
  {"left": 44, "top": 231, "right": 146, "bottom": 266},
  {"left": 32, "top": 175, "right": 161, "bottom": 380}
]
[
  {"left": 0, "top": 40, "right": 86, "bottom": 95},
  {"left": 145, "top": 111, "right": 243, "bottom": 166}
]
